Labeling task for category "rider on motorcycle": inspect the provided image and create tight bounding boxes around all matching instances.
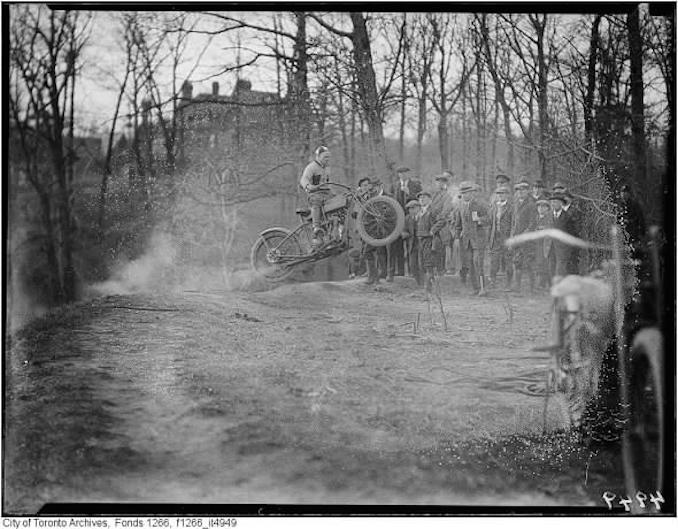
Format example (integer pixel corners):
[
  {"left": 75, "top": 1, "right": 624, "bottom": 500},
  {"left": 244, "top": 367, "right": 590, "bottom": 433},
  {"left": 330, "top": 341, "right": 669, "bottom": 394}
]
[{"left": 300, "top": 146, "right": 332, "bottom": 246}]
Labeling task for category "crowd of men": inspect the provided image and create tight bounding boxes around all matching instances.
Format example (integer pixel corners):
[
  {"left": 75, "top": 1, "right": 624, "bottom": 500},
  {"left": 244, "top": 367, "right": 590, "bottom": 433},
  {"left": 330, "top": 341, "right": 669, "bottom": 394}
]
[
  {"left": 299, "top": 146, "right": 646, "bottom": 295},
  {"left": 352, "top": 166, "right": 593, "bottom": 296}
]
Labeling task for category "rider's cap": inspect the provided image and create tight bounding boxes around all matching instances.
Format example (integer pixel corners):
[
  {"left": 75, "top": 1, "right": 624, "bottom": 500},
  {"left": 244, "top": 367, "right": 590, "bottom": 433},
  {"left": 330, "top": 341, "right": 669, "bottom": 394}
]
[
  {"left": 417, "top": 191, "right": 432, "bottom": 199},
  {"left": 396, "top": 165, "right": 410, "bottom": 174},
  {"left": 495, "top": 173, "right": 510, "bottom": 184},
  {"left": 434, "top": 173, "right": 449, "bottom": 182},
  {"left": 314, "top": 145, "right": 329, "bottom": 157},
  {"left": 460, "top": 181, "right": 475, "bottom": 193}
]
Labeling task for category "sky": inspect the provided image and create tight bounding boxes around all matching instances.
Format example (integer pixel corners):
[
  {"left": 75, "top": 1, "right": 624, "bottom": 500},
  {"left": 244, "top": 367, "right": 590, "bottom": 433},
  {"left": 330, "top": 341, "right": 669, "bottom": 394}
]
[{"left": 18, "top": 6, "right": 670, "bottom": 142}]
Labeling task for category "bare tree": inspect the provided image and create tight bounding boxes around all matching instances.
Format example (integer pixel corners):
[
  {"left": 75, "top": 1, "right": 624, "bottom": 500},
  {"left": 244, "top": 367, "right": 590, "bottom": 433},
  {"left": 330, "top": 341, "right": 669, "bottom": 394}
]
[
  {"left": 309, "top": 12, "right": 404, "bottom": 177},
  {"left": 9, "top": 5, "right": 91, "bottom": 303}
]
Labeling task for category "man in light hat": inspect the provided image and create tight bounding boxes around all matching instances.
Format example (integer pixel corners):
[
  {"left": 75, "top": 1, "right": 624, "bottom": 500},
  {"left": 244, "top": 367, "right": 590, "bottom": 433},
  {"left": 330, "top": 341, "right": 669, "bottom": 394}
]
[
  {"left": 487, "top": 184, "right": 513, "bottom": 290},
  {"left": 429, "top": 173, "right": 455, "bottom": 274},
  {"left": 452, "top": 181, "right": 489, "bottom": 296},
  {"left": 402, "top": 199, "right": 423, "bottom": 286},
  {"left": 509, "top": 179, "right": 537, "bottom": 293}
]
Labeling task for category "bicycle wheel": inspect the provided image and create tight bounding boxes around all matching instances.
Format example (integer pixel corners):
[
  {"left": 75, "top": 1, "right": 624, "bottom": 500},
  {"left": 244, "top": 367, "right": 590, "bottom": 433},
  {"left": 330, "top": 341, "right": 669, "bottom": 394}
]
[
  {"left": 356, "top": 195, "right": 405, "bottom": 247},
  {"left": 622, "top": 327, "right": 664, "bottom": 503},
  {"left": 250, "top": 228, "right": 303, "bottom": 282}
]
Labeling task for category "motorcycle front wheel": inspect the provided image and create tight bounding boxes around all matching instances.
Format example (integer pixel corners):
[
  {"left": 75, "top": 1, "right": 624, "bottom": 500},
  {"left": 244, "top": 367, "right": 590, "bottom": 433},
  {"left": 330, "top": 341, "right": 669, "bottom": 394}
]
[
  {"left": 356, "top": 195, "right": 405, "bottom": 247},
  {"left": 250, "top": 228, "right": 303, "bottom": 282}
]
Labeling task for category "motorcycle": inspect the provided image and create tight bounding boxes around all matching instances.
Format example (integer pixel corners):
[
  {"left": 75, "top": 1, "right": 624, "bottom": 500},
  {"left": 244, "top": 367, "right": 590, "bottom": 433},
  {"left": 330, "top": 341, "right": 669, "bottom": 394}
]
[{"left": 250, "top": 182, "right": 405, "bottom": 281}]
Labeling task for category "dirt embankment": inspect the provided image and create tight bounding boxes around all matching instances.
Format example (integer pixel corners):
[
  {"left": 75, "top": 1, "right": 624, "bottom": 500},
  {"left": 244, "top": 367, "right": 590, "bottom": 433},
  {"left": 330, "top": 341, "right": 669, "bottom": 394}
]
[{"left": 3, "top": 277, "right": 624, "bottom": 513}]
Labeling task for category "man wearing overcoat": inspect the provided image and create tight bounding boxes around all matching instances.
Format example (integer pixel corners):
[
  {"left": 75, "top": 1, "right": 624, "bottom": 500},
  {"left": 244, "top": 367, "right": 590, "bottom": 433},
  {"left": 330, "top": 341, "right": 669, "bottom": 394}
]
[{"left": 453, "top": 182, "right": 489, "bottom": 296}]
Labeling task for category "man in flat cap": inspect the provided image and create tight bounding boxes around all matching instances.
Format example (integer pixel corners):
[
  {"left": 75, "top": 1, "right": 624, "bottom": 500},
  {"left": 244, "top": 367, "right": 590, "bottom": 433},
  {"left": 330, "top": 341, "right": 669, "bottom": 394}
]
[
  {"left": 509, "top": 179, "right": 537, "bottom": 293},
  {"left": 496, "top": 174, "right": 511, "bottom": 186},
  {"left": 452, "top": 181, "right": 489, "bottom": 296},
  {"left": 534, "top": 194, "right": 553, "bottom": 289},
  {"left": 532, "top": 180, "right": 546, "bottom": 201},
  {"left": 429, "top": 173, "right": 455, "bottom": 274},
  {"left": 559, "top": 188, "right": 582, "bottom": 273},
  {"left": 487, "top": 184, "right": 513, "bottom": 291},
  {"left": 402, "top": 199, "right": 423, "bottom": 286}
]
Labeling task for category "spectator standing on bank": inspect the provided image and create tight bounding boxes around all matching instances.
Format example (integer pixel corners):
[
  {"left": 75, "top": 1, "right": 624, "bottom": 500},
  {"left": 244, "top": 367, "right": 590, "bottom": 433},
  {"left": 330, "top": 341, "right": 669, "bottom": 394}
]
[
  {"left": 417, "top": 191, "right": 436, "bottom": 293},
  {"left": 561, "top": 189, "right": 582, "bottom": 274},
  {"left": 402, "top": 200, "right": 423, "bottom": 286},
  {"left": 388, "top": 166, "right": 423, "bottom": 280},
  {"left": 548, "top": 191, "right": 577, "bottom": 279},
  {"left": 429, "top": 173, "right": 455, "bottom": 275},
  {"left": 453, "top": 182, "right": 490, "bottom": 296},
  {"left": 487, "top": 184, "right": 513, "bottom": 291},
  {"left": 510, "top": 179, "right": 537, "bottom": 293},
  {"left": 534, "top": 195, "right": 553, "bottom": 289},
  {"left": 532, "top": 180, "right": 547, "bottom": 201}
]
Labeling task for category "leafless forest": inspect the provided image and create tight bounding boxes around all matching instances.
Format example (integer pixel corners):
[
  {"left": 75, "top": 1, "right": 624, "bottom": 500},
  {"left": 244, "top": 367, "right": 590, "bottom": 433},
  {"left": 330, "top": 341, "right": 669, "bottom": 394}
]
[{"left": 8, "top": 6, "right": 673, "bottom": 317}]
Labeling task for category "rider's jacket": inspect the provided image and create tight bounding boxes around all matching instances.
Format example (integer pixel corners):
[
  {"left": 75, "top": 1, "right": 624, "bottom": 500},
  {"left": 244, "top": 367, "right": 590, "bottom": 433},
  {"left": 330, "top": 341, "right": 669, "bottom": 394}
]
[{"left": 300, "top": 159, "right": 330, "bottom": 192}]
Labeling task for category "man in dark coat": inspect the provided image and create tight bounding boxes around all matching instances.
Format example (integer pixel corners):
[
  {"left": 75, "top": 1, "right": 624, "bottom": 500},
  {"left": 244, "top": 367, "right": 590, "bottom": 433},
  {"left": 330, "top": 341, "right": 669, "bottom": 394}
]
[
  {"left": 487, "top": 184, "right": 513, "bottom": 290},
  {"left": 429, "top": 173, "right": 455, "bottom": 274},
  {"left": 548, "top": 191, "right": 577, "bottom": 279},
  {"left": 510, "top": 179, "right": 537, "bottom": 293},
  {"left": 534, "top": 195, "right": 553, "bottom": 288},
  {"left": 387, "top": 166, "right": 422, "bottom": 280},
  {"left": 561, "top": 189, "right": 582, "bottom": 274},
  {"left": 453, "top": 182, "right": 489, "bottom": 296}
]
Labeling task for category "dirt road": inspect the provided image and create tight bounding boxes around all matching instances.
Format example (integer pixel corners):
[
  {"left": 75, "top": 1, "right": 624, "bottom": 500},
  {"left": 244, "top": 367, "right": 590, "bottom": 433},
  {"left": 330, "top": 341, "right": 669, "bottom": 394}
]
[{"left": 3, "top": 276, "right": 623, "bottom": 513}]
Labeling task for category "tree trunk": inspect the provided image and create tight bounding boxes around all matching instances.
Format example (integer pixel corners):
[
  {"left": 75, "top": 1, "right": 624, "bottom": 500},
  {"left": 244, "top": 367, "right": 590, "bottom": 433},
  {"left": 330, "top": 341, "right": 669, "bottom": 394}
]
[
  {"left": 627, "top": 5, "right": 646, "bottom": 182},
  {"left": 349, "top": 13, "right": 388, "bottom": 176},
  {"left": 416, "top": 95, "right": 426, "bottom": 173},
  {"left": 584, "top": 15, "right": 602, "bottom": 144},
  {"left": 438, "top": 113, "right": 449, "bottom": 171},
  {"left": 534, "top": 15, "right": 549, "bottom": 182}
]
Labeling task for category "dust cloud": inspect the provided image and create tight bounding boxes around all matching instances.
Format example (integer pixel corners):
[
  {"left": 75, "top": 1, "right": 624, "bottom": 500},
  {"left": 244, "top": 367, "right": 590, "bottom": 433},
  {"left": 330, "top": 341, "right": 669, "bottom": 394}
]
[
  {"left": 89, "top": 231, "right": 178, "bottom": 296},
  {"left": 88, "top": 230, "right": 270, "bottom": 297}
]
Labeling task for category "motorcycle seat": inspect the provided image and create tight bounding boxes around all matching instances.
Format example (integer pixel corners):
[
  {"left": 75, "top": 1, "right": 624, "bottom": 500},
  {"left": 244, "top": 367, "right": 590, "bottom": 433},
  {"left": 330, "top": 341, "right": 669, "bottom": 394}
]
[{"left": 295, "top": 208, "right": 311, "bottom": 217}]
